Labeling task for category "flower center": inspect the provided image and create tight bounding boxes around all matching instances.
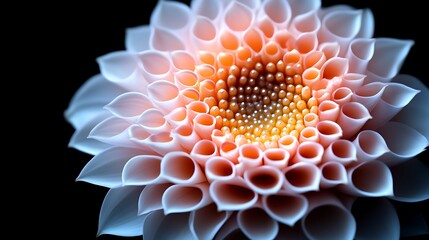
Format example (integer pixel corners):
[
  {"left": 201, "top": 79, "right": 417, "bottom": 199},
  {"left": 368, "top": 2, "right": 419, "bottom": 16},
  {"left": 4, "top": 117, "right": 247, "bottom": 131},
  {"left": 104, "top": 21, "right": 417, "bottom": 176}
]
[{"left": 210, "top": 51, "right": 319, "bottom": 146}]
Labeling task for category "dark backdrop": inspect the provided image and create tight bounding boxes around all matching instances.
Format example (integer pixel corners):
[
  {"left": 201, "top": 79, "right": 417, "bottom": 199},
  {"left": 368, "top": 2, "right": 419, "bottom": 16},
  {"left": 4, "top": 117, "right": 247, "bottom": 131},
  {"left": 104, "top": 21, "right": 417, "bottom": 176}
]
[{"left": 48, "top": 0, "right": 428, "bottom": 239}]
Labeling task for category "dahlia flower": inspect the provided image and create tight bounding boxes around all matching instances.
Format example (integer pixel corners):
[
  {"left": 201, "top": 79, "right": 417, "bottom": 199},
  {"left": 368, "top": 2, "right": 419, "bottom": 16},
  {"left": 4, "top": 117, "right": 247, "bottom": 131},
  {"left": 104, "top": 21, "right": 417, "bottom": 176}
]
[{"left": 65, "top": 0, "right": 429, "bottom": 239}]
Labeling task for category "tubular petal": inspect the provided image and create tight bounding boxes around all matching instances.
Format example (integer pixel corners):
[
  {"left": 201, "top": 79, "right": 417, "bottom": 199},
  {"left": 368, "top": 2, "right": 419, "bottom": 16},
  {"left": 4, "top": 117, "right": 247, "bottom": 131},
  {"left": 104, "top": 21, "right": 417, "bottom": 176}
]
[
  {"left": 190, "top": 139, "right": 219, "bottom": 167},
  {"left": 138, "top": 183, "right": 172, "bottom": 215},
  {"left": 190, "top": 203, "right": 231, "bottom": 240},
  {"left": 283, "top": 162, "right": 321, "bottom": 193},
  {"left": 147, "top": 80, "right": 184, "bottom": 113},
  {"left": 244, "top": 166, "right": 284, "bottom": 195},
  {"left": 205, "top": 156, "right": 237, "bottom": 182},
  {"left": 262, "top": 191, "right": 308, "bottom": 226},
  {"left": 210, "top": 177, "right": 258, "bottom": 211},
  {"left": 337, "top": 102, "right": 371, "bottom": 139},
  {"left": 162, "top": 183, "right": 212, "bottom": 214},
  {"left": 319, "top": 161, "right": 348, "bottom": 188},
  {"left": 122, "top": 155, "right": 165, "bottom": 185},
  {"left": 105, "top": 92, "right": 153, "bottom": 121},
  {"left": 352, "top": 130, "right": 388, "bottom": 162},
  {"left": 238, "top": 207, "right": 279, "bottom": 240},
  {"left": 161, "top": 151, "right": 206, "bottom": 184},
  {"left": 125, "top": 25, "right": 151, "bottom": 53},
  {"left": 173, "top": 124, "right": 201, "bottom": 151}
]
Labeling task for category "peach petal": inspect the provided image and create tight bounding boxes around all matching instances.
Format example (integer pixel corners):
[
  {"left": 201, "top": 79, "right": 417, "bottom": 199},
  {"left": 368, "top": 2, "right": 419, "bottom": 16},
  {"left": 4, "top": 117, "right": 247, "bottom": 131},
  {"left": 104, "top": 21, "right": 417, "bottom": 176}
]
[
  {"left": 346, "top": 38, "right": 375, "bottom": 74},
  {"left": 199, "top": 79, "right": 216, "bottom": 100},
  {"left": 193, "top": 113, "right": 216, "bottom": 139},
  {"left": 122, "top": 155, "right": 165, "bottom": 185},
  {"left": 143, "top": 132, "right": 185, "bottom": 155},
  {"left": 352, "top": 82, "right": 386, "bottom": 111},
  {"left": 243, "top": 28, "right": 264, "bottom": 53},
  {"left": 364, "top": 83, "right": 419, "bottom": 130},
  {"left": 210, "top": 177, "right": 258, "bottom": 211},
  {"left": 219, "top": 28, "right": 240, "bottom": 51},
  {"left": 191, "top": 139, "right": 219, "bottom": 167},
  {"left": 174, "top": 70, "right": 198, "bottom": 90},
  {"left": 319, "top": 161, "right": 348, "bottom": 188},
  {"left": 205, "top": 156, "right": 237, "bottom": 182},
  {"left": 318, "top": 41, "right": 340, "bottom": 59},
  {"left": 315, "top": 120, "right": 342, "bottom": 147},
  {"left": 303, "top": 112, "right": 319, "bottom": 127},
  {"left": 238, "top": 207, "right": 279, "bottom": 240},
  {"left": 244, "top": 166, "right": 284, "bottom": 195},
  {"left": 352, "top": 130, "right": 388, "bottom": 162},
  {"left": 257, "top": 17, "right": 275, "bottom": 39},
  {"left": 162, "top": 183, "right": 211, "bottom": 214},
  {"left": 320, "top": 57, "right": 349, "bottom": 79},
  {"left": 189, "top": 203, "right": 231, "bottom": 240},
  {"left": 138, "top": 50, "right": 173, "bottom": 83},
  {"left": 138, "top": 183, "right": 172, "bottom": 215},
  {"left": 322, "top": 139, "right": 356, "bottom": 165},
  {"left": 278, "top": 135, "right": 299, "bottom": 158},
  {"left": 89, "top": 117, "right": 135, "bottom": 148},
  {"left": 180, "top": 88, "right": 200, "bottom": 105},
  {"left": 292, "top": 141, "right": 324, "bottom": 164},
  {"left": 261, "top": 41, "right": 283, "bottom": 64},
  {"left": 301, "top": 67, "right": 321, "bottom": 87},
  {"left": 150, "top": 27, "right": 186, "bottom": 52},
  {"left": 165, "top": 107, "right": 190, "bottom": 128},
  {"left": 295, "top": 32, "right": 318, "bottom": 54},
  {"left": 263, "top": 148, "right": 290, "bottom": 169},
  {"left": 147, "top": 80, "right": 184, "bottom": 113},
  {"left": 235, "top": 46, "right": 253, "bottom": 67},
  {"left": 337, "top": 102, "right": 371, "bottom": 139},
  {"left": 262, "top": 191, "right": 308, "bottom": 226},
  {"left": 274, "top": 29, "right": 294, "bottom": 50},
  {"left": 341, "top": 160, "right": 393, "bottom": 197},
  {"left": 187, "top": 101, "right": 209, "bottom": 122},
  {"left": 299, "top": 126, "right": 319, "bottom": 143},
  {"left": 318, "top": 100, "right": 339, "bottom": 121},
  {"left": 366, "top": 38, "right": 413, "bottom": 83},
  {"left": 105, "top": 92, "right": 153, "bottom": 121},
  {"left": 217, "top": 52, "right": 235, "bottom": 68},
  {"left": 211, "top": 129, "right": 233, "bottom": 148},
  {"left": 224, "top": 1, "right": 254, "bottom": 32},
  {"left": 219, "top": 141, "right": 239, "bottom": 163},
  {"left": 161, "top": 151, "right": 206, "bottom": 184},
  {"left": 283, "top": 162, "right": 321, "bottom": 193},
  {"left": 170, "top": 50, "right": 196, "bottom": 71},
  {"left": 303, "top": 50, "right": 326, "bottom": 69},
  {"left": 172, "top": 124, "right": 201, "bottom": 152},
  {"left": 331, "top": 87, "right": 352, "bottom": 106},
  {"left": 192, "top": 16, "right": 218, "bottom": 51},
  {"left": 137, "top": 109, "right": 170, "bottom": 134},
  {"left": 340, "top": 73, "right": 366, "bottom": 92},
  {"left": 97, "top": 51, "right": 146, "bottom": 92},
  {"left": 238, "top": 144, "right": 263, "bottom": 168}
]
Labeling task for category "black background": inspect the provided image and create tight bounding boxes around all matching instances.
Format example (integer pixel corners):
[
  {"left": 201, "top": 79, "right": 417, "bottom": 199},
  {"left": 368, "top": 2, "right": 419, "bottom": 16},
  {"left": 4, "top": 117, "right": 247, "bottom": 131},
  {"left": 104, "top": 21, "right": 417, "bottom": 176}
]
[{"left": 42, "top": 0, "right": 429, "bottom": 239}]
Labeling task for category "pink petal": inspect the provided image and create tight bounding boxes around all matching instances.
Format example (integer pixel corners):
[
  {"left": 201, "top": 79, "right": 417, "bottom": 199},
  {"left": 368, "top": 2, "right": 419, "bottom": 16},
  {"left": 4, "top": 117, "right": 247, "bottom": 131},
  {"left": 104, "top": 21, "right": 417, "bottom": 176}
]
[
  {"left": 263, "top": 148, "right": 290, "bottom": 169},
  {"left": 316, "top": 120, "right": 342, "bottom": 147},
  {"left": 150, "top": 27, "right": 186, "bottom": 52},
  {"left": 193, "top": 113, "right": 216, "bottom": 139},
  {"left": 174, "top": 70, "right": 198, "bottom": 90},
  {"left": 138, "top": 50, "right": 173, "bottom": 83},
  {"left": 189, "top": 203, "right": 231, "bottom": 240},
  {"left": 352, "top": 130, "right": 388, "bottom": 162},
  {"left": 219, "top": 141, "right": 239, "bottom": 163},
  {"left": 137, "top": 108, "right": 170, "bottom": 134},
  {"left": 224, "top": 1, "right": 254, "bottom": 32},
  {"left": 162, "top": 183, "right": 212, "bottom": 214},
  {"left": 147, "top": 80, "right": 184, "bottom": 113},
  {"left": 278, "top": 135, "right": 299, "bottom": 158},
  {"left": 290, "top": 10, "right": 321, "bottom": 36},
  {"left": 244, "top": 165, "right": 284, "bottom": 195},
  {"left": 190, "top": 139, "right": 219, "bottom": 166},
  {"left": 161, "top": 151, "right": 206, "bottom": 184},
  {"left": 172, "top": 124, "right": 201, "bottom": 152},
  {"left": 262, "top": 191, "right": 308, "bottom": 226},
  {"left": 165, "top": 107, "right": 190, "bottom": 128},
  {"left": 260, "top": 0, "right": 292, "bottom": 29},
  {"left": 210, "top": 177, "right": 258, "bottom": 211},
  {"left": 318, "top": 100, "right": 340, "bottom": 121},
  {"left": 105, "top": 92, "right": 153, "bottom": 121},
  {"left": 352, "top": 82, "right": 386, "bottom": 111},
  {"left": 170, "top": 50, "right": 196, "bottom": 71},
  {"left": 122, "top": 155, "right": 165, "bottom": 185},
  {"left": 340, "top": 73, "right": 366, "bottom": 92},
  {"left": 283, "top": 162, "right": 321, "bottom": 192},
  {"left": 337, "top": 102, "right": 371, "bottom": 139},
  {"left": 192, "top": 16, "right": 218, "bottom": 51},
  {"left": 345, "top": 38, "right": 375, "bottom": 74},
  {"left": 319, "top": 161, "right": 348, "bottom": 188},
  {"left": 238, "top": 207, "right": 279, "bottom": 239},
  {"left": 238, "top": 144, "right": 264, "bottom": 168},
  {"left": 138, "top": 183, "right": 172, "bottom": 215},
  {"left": 205, "top": 156, "right": 237, "bottom": 182},
  {"left": 322, "top": 139, "right": 356, "bottom": 165}
]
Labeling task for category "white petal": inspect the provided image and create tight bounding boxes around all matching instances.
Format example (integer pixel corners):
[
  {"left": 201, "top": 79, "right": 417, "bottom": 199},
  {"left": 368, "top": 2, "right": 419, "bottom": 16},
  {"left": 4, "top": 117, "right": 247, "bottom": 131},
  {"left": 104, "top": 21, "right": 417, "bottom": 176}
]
[
  {"left": 77, "top": 147, "right": 147, "bottom": 188},
  {"left": 223, "top": 1, "right": 254, "bottom": 32},
  {"left": 97, "top": 51, "right": 146, "bottom": 91},
  {"left": 288, "top": 0, "right": 320, "bottom": 17},
  {"left": 346, "top": 38, "right": 375, "bottom": 74},
  {"left": 191, "top": 0, "right": 222, "bottom": 21},
  {"left": 319, "top": 10, "right": 362, "bottom": 56},
  {"left": 340, "top": 73, "right": 366, "bottom": 92},
  {"left": 332, "top": 87, "right": 353, "bottom": 106},
  {"left": 190, "top": 203, "right": 231, "bottom": 240},
  {"left": 283, "top": 162, "right": 321, "bottom": 193},
  {"left": 366, "top": 38, "right": 414, "bottom": 83},
  {"left": 174, "top": 70, "right": 199, "bottom": 90},
  {"left": 191, "top": 139, "right": 219, "bottom": 167},
  {"left": 353, "top": 130, "right": 388, "bottom": 162},
  {"left": 138, "top": 183, "right": 172, "bottom": 215},
  {"left": 205, "top": 156, "right": 237, "bottom": 182},
  {"left": 238, "top": 207, "right": 279, "bottom": 240},
  {"left": 263, "top": 148, "right": 290, "bottom": 169},
  {"left": 302, "top": 198, "right": 356, "bottom": 240},
  {"left": 68, "top": 112, "right": 112, "bottom": 155},
  {"left": 141, "top": 132, "right": 185, "bottom": 155},
  {"left": 151, "top": 1, "right": 191, "bottom": 30},
  {"left": 161, "top": 151, "right": 206, "bottom": 184},
  {"left": 390, "top": 158, "right": 429, "bottom": 202},
  {"left": 315, "top": 120, "right": 342, "bottom": 148},
  {"left": 236, "top": 0, "right": 261, "bottom": 10},
  {"left": 352, "top": 82, "right": 386, "bottom": 112},
  {"left": 341, "top": 160, "right": 394, "bottom": 197},
  {"left": 289, "top": 10, "right": 320, "bottom": 37},
  {"left": 356, "top": 8, "right": 374, "bottom": 38},
  {"left": 319, "top": 161, "right": 348, "bottom": 188},
  {"left": 89, "top": 116, "right": 135, "bottom": 147},
  {"left": 214, "top": 212, "right": 242, "bottom": 240},
  {"left": 393, "top": 74, "right": 429, "bottom": 142},
  {"left": 210, "top": 177, "right": 258, "bottom": 211},
  {"left": 238, "top": 144, "right": 264, "bottom": 168},
  {"left": 352, "top": 198, "right": 399, "bottom": 239},
  {"left": 105, "top": 92, "right": 153, "bottom": 121},
  {"left": 137, "top": 109, "right": 170, "bottom": 134},
  {"left": 260, "top": 0, "right": 292, "bottom": 29},
  {"left": 262, "top": 191, "right": 308, "bottom": 226},
  {"left": 147, "top": 80, "right": 184, "bottom": 114},
  {"left": 143, "top": 211, "right": 196, "bottom": 240},
  {"left": 322, "top": 139, "right": 356, "bottom": 165},
  {"left": 191, "top": 16, "right": 218, "bottom": 51},
  {"left": 364, "top": 82, "right": 419, "bottom": 130},
  {"left": 244, "top": 166, "right": 284, "bottom": 195},
  {"left": 65, "top": 74, "right": 124, "bottom": 130},
  {"left": 377, "top": 121, "right": 428, "bottom": 165},
  {"left": 125, "top": 25, "right": 151, "bottom": 53},
  {"left": 98, "top": 186, "right": 146, "bottom": 236},
  {"left": 138, "top": 50, "right": 173, "bottom": 83},
  {"left": 337, "top": 102, "right": 371, "bottom": 139},
  {"left": 162, "top": 183, "right": 212, "bottom": 214},
  {"left": 150, "top": 27, "right": 186, "bottom": 52},
  {"left": 173, "top": 125, "right": 201, "bottom": 152},
  {"left": 122, "top": 155, "right": 165, "bottom": 185}
]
